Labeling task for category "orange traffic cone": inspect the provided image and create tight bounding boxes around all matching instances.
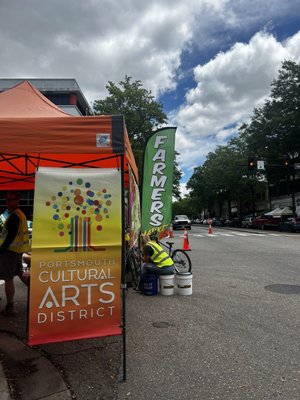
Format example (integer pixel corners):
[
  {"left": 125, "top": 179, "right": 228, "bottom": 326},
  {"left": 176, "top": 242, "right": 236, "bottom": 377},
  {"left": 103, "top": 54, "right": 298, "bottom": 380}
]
[
  {"left": 182, "top": 228, "right": 191, "bottom": 251},
  {"left": 208, "top": 224, "right": 213, "bottom": 234},
  {"left": 169, "top": 226, "right": 174, "bottom": 238}
]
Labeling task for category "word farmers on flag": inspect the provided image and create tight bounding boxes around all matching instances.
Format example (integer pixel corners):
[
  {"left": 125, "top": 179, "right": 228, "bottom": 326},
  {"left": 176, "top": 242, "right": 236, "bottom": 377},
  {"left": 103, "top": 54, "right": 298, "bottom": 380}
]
[{"left": 141, "top": 127, "right": 176, "bottom": 237}]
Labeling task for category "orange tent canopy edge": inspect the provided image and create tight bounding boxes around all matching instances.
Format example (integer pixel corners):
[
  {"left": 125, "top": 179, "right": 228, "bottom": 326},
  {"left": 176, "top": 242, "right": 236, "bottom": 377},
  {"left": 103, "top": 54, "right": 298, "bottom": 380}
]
[{"left": 0, "top": 81, "right": 138, "bottom": 189}]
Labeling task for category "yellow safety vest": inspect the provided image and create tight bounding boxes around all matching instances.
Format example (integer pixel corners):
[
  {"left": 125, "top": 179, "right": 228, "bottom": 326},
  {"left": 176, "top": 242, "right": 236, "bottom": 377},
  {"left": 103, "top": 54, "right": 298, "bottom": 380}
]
[
  {"left": 0, "top": 209, "right": 30, "bottom": 253},
  {"left": 147, "top": 241, "right": 174, "bottom": 268}
]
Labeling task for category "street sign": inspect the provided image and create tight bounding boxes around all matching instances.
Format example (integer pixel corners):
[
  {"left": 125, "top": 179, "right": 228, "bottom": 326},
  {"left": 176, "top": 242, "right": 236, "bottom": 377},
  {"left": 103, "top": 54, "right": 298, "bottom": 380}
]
[{"left": 257, "top": 160, "right": 265, "bottom": 170}]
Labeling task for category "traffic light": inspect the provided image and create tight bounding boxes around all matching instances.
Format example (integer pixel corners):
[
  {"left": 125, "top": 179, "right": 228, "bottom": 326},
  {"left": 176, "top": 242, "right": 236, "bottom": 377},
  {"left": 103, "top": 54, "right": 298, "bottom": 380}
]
[
  {"left": 283, "top": 156, "right": 290, "bottom": 168},
  {"left": 248, "top": 157, "right": 256, "bottom": 171}
]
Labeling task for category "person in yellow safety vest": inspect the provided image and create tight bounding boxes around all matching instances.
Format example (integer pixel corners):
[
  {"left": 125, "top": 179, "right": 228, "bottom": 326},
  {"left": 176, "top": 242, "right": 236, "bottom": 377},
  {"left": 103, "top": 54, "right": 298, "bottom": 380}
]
[
  {"left": 135, "top": 234, "right": 174, "bottom": 292},
  {"left": 0, "top": 191, "right": 30, "bottom": 316}
]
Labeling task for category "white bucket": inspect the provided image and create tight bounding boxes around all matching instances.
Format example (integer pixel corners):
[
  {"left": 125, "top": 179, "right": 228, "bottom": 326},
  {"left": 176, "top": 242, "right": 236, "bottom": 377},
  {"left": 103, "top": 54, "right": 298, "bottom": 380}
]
[
  {"left": 159, "top": 274, "right": 175, "bottom": 296},
  {"left": 176, "top": 273, "right": 193, "bottom": 295}
]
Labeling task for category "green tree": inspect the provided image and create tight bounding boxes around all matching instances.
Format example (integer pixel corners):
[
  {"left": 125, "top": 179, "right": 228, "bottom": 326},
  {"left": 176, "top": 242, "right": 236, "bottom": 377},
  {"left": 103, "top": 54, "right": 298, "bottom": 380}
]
[
  {"left": 93, "top": 75, "right": 182, "bottom": 195},
  {"left": 186, "top": 138, "right": 264, "bottom": 218},
  {"left": 240, "top": 60, "right": 300, "bottom": 167},
  {"left": 239, "top": 60, "right": 300, "bottom": 214},
  {"left": 186, "top": 165, "right": 214, "bottom": 217},
  {"left": 187, "top": 144, "right": 241, "bottom": 218},
  {"left": 172, "top": 196, "right": 194, "bottom": 218}
]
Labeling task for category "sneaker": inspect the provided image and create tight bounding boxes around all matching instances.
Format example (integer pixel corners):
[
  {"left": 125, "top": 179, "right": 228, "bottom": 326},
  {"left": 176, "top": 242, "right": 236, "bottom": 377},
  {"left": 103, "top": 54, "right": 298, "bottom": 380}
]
[
  {"left": 1, "top": 303, "right": 14, "bottom": 316},
  {"left": 132, "top": 287, "right": 142, "bottom": 294}
]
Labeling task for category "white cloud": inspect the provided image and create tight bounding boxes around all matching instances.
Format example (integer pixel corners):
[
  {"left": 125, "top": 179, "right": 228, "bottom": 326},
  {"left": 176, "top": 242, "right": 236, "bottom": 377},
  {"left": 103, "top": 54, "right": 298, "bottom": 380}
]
[
  {"left": 0, "top": 0, "right": 202, "bottom": 101},
  {"left": 1, "top": 0, "right": 300, "bottom": 194},
  {"left": 179, "top": 182, "right": 191, "bottom": 198},
  {"left": 175, "top": 30, "right": 300, "bottom": 177},
  {"left": 2, "top": 0, "right": 295, "bottom": 101}
]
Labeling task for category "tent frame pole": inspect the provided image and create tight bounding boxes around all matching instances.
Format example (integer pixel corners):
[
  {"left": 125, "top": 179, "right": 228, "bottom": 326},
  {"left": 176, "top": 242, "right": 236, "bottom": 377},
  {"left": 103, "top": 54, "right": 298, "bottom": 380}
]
[{"left": 120, "top": 154, "right": 127, "bottom": 381}]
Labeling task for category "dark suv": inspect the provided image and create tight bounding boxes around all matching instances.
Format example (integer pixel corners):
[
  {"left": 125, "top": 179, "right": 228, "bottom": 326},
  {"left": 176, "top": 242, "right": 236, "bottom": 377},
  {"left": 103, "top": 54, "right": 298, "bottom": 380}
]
[
  {"left": 278, "top": 217, "right": 300, "bottom": 232},
  {"left": 172, "top": 215, "right": 191, "bottom": 230}
]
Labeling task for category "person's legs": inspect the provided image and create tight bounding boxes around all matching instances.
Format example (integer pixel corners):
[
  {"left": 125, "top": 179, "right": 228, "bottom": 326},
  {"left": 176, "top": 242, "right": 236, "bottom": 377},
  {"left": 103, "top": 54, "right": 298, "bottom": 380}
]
[
  {"left": 137, "top": 263, "right": 174, "bottom": 291},
  {"left": 145, "top": 264, "right": 175, "bottom": 275},
  {"left": 1, "top": 278, "right": 15, "bottom": 315},
  {"left": 18, "top": 273, "right": 30, "bottom": 287},
  {"left": 0, "top": 252, "right": 22, "bottom": 314},
  {"left": 16, "top": 253, "right": 29, "bottom": 286},
  {"left": 4, "top": 279, "right": 15, "bottom": 304}
]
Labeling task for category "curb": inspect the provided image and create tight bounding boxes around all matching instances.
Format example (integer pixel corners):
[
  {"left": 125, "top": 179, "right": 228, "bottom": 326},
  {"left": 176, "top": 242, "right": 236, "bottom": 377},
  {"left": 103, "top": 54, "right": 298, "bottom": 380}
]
[
  {"left": 0, "top": 332, "right": 72, "bottom": 400},
  {"left": 0, "top": 360, "right": 11, "bottom": 400}
]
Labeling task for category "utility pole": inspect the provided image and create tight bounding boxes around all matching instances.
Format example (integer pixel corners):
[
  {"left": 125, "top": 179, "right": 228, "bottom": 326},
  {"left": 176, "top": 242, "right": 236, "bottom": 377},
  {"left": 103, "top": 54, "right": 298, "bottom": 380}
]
[
  {"left": 247, "top": 158, "right": 257, "bottom": 216},
  {"left": 285, "top": 153, "right": 298, "bottom": 217}
]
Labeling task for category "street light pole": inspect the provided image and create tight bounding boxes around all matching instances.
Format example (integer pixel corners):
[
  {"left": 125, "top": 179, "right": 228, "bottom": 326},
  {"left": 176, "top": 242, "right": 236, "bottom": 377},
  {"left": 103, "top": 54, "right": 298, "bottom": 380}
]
[{"left": 287, "top": 152, "right": 298, "bottom": 217}]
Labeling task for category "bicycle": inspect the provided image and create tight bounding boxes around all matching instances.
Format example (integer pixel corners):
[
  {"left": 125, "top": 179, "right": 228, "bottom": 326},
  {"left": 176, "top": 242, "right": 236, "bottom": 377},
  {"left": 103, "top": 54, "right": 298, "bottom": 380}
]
[
  {"left": 126, "top": 245, "right": 143, "bottom": 288},
  {"left": 126, "top": 237, "right": 192, "bottom": 289},
  {"left": 157, "top": 240, "right": 192, "bottom": 273}
]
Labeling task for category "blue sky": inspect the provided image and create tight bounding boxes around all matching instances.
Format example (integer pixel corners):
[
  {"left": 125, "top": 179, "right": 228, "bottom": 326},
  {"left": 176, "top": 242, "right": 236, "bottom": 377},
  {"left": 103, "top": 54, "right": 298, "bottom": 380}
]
[{"left": 0, "top": 0, "right": 300, "bottom": 195}]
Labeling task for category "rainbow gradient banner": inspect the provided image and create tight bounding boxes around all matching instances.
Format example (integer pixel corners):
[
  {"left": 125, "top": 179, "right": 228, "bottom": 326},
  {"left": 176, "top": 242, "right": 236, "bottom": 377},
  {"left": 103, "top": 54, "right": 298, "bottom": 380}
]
[{"left": 28, "top": 167, "right": 122, "bottom": 345}]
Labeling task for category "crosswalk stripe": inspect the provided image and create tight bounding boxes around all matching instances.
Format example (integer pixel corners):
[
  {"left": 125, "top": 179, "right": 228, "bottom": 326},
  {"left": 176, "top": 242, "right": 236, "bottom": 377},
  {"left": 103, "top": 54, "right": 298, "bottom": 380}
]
[
  {"left": 229, "top": 232, "right": 249, "bottom": 236},
  {"left": 186, "top": 232, "right": 297, "bottom": 238}
]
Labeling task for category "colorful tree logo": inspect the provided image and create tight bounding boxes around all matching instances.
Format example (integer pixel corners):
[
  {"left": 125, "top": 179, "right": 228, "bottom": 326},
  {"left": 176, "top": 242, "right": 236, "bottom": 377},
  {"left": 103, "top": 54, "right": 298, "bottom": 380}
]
[{"left": 45, "top": 178, "right": 112, "bottom": 252}]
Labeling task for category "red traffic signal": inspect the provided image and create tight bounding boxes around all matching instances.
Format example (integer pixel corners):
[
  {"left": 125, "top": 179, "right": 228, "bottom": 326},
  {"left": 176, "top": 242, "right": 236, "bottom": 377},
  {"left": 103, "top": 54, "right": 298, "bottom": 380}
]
[
  {"left": 248, "top": 157, "right": 256, "bottom": 170},
  {"left": 283, "top": 157, "right": 290, "bottom": 167}
]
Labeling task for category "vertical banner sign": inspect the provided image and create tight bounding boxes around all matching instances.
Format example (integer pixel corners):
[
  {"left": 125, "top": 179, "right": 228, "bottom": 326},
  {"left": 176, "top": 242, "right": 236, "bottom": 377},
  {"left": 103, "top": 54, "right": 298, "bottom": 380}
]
[
  {"left": 28, "top": 167, "right": 122, "bottom": 345},
  {"left": 128, "top": 167, "right": 141, "bottom": 247},
  {"left": 141, "top": 127, "right": 176, "bottom": 236}
]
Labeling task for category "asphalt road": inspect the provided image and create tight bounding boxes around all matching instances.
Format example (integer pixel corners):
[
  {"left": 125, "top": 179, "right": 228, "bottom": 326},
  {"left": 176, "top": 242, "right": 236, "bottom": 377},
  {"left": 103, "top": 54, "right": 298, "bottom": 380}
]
[
  {"left": 1, "top": 225, "right": 300, "bottom": 399},
  {"left": 117, "top": 226, "right": 300, "bottom": 400}
]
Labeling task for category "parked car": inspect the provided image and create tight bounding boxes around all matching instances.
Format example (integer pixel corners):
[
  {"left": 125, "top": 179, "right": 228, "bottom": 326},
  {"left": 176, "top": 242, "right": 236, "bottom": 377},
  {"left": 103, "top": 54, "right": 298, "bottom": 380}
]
[
  {"left": 193, "top": 218, "right": 202, "bottom": 224},
  {"left": 224, "top": 218, "right": 241, "bottom": 227},
  {"left": 172, "top": 215, "right": 191, "bottom": 230},
  {"left": 251, "top": 215, "right": 282, "bottom": 230},
  {"left": 278, "top": 217, "right": 300, "bottom": 232},
  {"left": 241, "top": 216, "right": 254, "bottom": 229},
  {"left": 212, "top": 218, "right": 223, "bottom": 227}
]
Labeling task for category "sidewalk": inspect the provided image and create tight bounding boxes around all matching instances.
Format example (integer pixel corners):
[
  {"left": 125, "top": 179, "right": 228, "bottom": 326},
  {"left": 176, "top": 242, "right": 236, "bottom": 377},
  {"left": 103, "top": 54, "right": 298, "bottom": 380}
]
[
  {"left": 0, "top": 281, "right": 72, "bottom": 400},
  {"left": 0, "top": 360, "right": 11, "bottom": 400},
  {"left": 0, "top": 260, "right": 197, "bottom": 399},
  {"left": 0, "top": 279, "right": 122, "bottom": 400}
]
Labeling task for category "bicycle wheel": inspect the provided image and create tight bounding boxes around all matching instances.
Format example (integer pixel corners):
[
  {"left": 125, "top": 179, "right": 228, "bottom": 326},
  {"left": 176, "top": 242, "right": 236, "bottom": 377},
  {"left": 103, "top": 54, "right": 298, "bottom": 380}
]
[
  {"left": 128, "top": 247, "right": 142, "bottom": 288},
  {"left": 172, "top": 249, "right": 192, "bottom": 273}
]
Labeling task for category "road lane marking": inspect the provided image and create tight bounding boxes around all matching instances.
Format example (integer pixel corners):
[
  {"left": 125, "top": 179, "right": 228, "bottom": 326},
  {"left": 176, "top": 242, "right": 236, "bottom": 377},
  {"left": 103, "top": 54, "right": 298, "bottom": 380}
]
[
  {"left": 187, "top": 232, "right": 297, "bottom": 238},
  {"left": 229, "top": 232, "right": 250, "bottom": 236}
]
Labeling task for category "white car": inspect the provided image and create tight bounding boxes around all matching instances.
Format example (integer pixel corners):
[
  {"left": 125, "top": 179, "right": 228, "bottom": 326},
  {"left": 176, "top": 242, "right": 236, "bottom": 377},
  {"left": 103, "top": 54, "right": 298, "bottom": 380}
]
[
  {"left": 172, "top": 215, "right": 191, "bottom": 230},
  {"left": 241, "top": 216, "right": 253, "bottom": 229}
]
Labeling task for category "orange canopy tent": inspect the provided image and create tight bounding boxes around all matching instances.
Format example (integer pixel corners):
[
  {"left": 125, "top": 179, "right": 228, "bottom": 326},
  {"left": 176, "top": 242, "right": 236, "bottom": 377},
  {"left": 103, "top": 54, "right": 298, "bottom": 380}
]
[
  {"left": 0, "top": 82, "right": 138, "bottom": 376},
  {"left": 0, "top": 81, "right": 138, "bottom": 189}
]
